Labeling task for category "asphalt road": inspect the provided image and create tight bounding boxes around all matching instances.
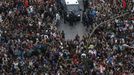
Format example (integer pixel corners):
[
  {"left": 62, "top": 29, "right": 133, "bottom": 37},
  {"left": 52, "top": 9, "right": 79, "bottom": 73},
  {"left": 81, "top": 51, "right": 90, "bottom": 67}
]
[{"left": 57, "top": 21, "right": 87, "bottom": 40}]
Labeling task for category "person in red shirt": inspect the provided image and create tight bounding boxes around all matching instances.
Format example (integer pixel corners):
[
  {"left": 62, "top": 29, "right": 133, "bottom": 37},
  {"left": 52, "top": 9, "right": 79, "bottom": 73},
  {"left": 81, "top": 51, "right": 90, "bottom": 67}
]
[
  {"left": 24, "top": 0, "right": 29, "bottom": 7},
  {"left": 72, "top": 54, "right": 79, "bottom": 64}
]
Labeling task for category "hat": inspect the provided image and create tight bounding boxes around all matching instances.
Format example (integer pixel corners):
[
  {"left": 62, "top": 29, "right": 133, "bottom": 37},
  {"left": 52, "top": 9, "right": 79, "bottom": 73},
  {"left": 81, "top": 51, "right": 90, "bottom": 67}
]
[
  {"left": 29, "top": 23, "right": 33, "bottom": 26},
  {"left": 132, "top": 20, "right": 134, "bottom": 24},
  {"left": 88, "top": 44, "right": 94, "bottom": 49},
  {"left": 115, "top": 19, "right": 119, "bottom": 23}
]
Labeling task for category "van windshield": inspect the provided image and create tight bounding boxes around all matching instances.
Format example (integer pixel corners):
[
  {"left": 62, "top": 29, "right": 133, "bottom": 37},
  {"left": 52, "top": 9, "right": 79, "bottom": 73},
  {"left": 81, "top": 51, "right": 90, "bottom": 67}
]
[{"left": 67, "top": 5, "right": 80, "bottom": 15}]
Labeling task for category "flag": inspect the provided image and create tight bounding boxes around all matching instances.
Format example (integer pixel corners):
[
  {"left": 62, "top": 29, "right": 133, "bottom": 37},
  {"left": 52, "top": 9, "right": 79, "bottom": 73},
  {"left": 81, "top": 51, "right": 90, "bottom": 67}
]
[{"left": 122, "top": 0, "right": 127, "bottom": 9}]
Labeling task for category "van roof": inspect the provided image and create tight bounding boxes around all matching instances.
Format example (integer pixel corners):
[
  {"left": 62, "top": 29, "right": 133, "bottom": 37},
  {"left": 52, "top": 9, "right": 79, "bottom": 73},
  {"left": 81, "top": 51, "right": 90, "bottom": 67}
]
[{"left": 65, "top": 0, "right": 79, "bottom": 5}]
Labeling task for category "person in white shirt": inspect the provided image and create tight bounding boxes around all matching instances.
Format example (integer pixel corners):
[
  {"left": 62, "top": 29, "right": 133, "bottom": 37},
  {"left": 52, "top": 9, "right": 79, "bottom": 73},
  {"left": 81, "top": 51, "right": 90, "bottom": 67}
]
[
  {"left": 55, "top": 13, "right": 61, "bottom": 25},
  {"left": 27, "top": 6, "right": 34, "bottom": 15},
  {"left": 131, "top": 7, "right": 134, "bottom": 12},
  {"left": 0, "top": 14, "right": 3, "bottom": 22},
  {"left": 81, "top": 53, "right": 86, "bottom": 58}
]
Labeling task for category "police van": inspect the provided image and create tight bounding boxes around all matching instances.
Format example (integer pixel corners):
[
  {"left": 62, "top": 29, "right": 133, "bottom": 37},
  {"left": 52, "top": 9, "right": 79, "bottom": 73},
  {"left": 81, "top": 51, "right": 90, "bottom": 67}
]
[{"left": 61, "top": 0, "right": 81, "bottom": 22}]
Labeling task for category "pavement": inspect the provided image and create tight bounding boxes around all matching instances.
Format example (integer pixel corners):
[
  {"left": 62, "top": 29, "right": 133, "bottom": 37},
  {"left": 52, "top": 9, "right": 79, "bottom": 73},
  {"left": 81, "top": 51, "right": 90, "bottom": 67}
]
[{"left": 57, "top": 21, "right": 87, "bottom": 40}]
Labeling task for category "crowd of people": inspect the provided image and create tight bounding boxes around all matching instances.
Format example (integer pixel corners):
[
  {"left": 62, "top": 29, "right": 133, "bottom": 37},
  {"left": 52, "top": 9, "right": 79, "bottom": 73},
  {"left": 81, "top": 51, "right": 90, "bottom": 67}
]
[
  {"left": 0, "top": 0, "right": 134, "bottom": 75},
  {"left": 82, "top": 0, "right": 134, "bottom": 29}
]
